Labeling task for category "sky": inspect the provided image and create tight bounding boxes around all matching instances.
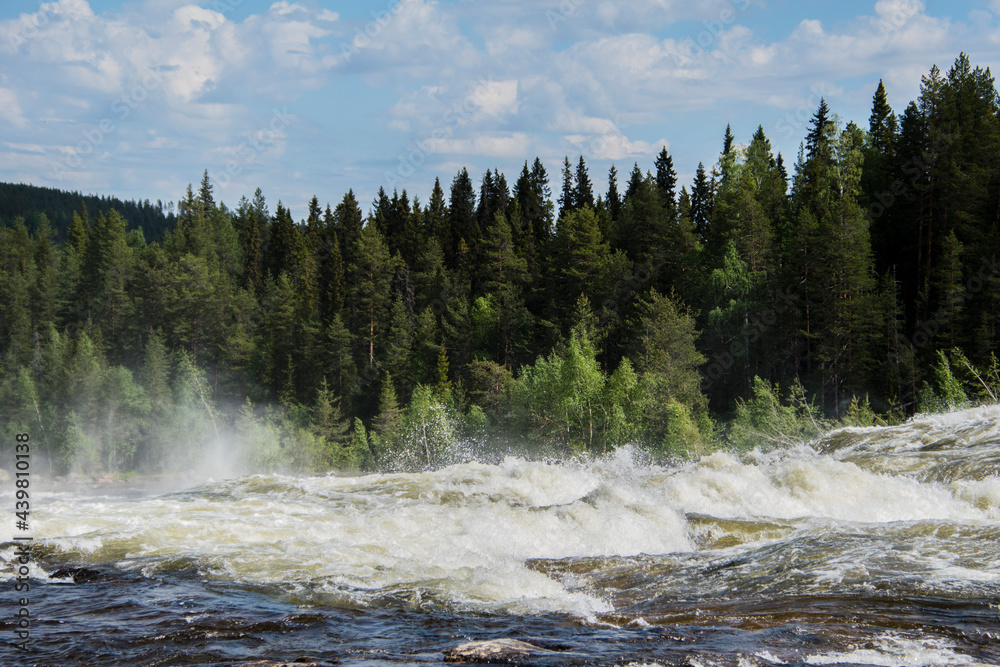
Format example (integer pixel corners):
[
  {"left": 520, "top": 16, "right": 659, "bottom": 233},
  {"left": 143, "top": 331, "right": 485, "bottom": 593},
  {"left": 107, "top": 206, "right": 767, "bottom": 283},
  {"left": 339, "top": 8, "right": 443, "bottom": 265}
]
[{"left": 2, "top": 0, "right": 1000, "bottom": 219}]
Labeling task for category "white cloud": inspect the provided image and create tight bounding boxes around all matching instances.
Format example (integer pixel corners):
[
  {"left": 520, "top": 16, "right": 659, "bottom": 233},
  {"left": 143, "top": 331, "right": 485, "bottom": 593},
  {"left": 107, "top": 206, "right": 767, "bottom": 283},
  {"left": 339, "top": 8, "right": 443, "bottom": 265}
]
[
  {"left": 173, "top": 4, "right": 226, "bottom": 30},
  {"left": 269, "top": 1, "right": 307, "bottom": 17},
  {"left": 431, "top": 133, "right": 533, "bottom": 158},
  {"left": 473, "top": 79, "right": 519, "bottom": 117},
  {"left": 0, "top": 87, "right": 27, "bottom": 126},
  {"left": 566, "top": 132, "right": 668, "bottom": 161},
  {"left": 0, "top": 0, "right": 995, "bottom": 211}
]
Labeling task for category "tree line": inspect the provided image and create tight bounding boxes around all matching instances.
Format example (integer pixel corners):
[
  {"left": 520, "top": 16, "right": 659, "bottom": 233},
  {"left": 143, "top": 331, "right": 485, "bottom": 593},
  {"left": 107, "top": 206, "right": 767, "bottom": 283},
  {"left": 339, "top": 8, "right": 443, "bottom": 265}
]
[
  {"left": 0, "top": 182, "right": 176, "bottom": 244},
  {"left": 2, "top": 53, "right": 999, "bottom": 475}
]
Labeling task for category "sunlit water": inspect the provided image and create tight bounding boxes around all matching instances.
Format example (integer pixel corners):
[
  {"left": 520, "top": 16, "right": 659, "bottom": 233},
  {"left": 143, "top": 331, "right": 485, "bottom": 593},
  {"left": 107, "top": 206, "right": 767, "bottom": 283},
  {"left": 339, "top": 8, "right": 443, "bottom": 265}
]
[{"left": 3, "top": 406, "right": 1000, "bottom": 665}]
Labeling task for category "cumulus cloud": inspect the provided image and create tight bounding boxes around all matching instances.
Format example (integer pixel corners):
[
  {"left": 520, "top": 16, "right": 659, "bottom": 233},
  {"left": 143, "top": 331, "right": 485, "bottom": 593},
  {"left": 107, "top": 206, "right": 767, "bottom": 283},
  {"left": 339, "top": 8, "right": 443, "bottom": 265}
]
[
  {"left": 0, "top": 0, "right": 995, "bottom": 210},
  {"left": 0, "top": 87, "right": 27, "bottom": 126},
  {"left": 431, "top": 133, "right": 533, "bottom": 158}
]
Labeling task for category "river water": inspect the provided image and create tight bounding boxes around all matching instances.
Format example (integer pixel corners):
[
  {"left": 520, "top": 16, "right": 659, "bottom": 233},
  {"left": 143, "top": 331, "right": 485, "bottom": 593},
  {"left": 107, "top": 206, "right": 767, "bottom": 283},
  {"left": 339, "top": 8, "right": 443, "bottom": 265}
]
[{"left": 3, "top": 406, "right": 1000, "bottom": 665}]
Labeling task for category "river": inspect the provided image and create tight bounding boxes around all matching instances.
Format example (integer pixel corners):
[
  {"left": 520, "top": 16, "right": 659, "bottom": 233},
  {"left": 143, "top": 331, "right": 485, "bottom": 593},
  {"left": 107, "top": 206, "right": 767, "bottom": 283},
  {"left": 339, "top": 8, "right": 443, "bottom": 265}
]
[{"left": 3, "top": 406, "right": 1000, "bottom": 665}]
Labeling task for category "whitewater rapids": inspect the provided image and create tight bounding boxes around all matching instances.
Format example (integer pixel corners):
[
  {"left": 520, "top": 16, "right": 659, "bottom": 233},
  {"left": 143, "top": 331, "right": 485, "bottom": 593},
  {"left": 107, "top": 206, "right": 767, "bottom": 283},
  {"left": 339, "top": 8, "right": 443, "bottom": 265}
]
[{"left": 3, "top": 405, "right": 1000, "bottom": 666}]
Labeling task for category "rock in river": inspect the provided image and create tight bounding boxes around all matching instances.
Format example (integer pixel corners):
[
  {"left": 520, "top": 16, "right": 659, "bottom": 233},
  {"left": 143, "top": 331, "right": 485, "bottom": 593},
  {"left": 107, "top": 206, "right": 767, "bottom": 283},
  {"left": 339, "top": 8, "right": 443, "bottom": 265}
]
[{"left": 444, "top": 638, "right": 560, "bottom": 663}]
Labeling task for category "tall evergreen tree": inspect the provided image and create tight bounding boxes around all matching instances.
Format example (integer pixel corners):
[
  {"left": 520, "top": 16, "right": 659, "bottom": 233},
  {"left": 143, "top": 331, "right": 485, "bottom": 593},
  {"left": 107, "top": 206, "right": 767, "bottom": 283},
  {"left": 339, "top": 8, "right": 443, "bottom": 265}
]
[
  {"left": 559, "top": 156, "right": 576, "bottom": 219},
  {"left": 574, "top": 156, "right": 594, "bottom": 211},
  {"left": 654, "top": 146, "right": 678, "bottom": 222},
  {"left": 350, "top": 224, "right": 394, "bottom": 374},
  {"left": 448, "top": 168, "right": 477, "bottom": 258},
  {"left": 606, "top": 165, "right": 622, "bottom": 224},
  {"left": 690, "top": 162, "right": 714, "bottom": 243}
]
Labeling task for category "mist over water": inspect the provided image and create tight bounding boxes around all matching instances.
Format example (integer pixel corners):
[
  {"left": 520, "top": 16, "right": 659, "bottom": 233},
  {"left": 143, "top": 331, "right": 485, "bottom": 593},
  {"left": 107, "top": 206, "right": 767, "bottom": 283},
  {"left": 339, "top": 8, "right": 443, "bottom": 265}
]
[{"left": 3, "top": 407, "right": 1000, "bottom": 666}]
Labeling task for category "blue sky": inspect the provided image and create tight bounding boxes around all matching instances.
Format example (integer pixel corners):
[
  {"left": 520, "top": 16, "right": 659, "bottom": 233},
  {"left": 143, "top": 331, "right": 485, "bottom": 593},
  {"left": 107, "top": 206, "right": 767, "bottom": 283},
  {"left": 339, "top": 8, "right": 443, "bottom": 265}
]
[{"left": 2, "top": 0, "right": 1000, "bottom": 219}]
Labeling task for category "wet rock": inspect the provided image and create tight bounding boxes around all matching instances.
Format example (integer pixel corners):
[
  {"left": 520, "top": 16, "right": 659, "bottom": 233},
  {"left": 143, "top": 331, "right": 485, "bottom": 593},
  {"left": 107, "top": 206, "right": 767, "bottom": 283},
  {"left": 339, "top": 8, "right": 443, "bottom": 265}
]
[
  {"left": 444, "top": 638, "right": 558, "bottom": 663},
  {"left": 235, "top": 660, "right": 321, "bottom": 667},
  {"left": 50, "top": 567, "right": 102, "bottom": 583}
]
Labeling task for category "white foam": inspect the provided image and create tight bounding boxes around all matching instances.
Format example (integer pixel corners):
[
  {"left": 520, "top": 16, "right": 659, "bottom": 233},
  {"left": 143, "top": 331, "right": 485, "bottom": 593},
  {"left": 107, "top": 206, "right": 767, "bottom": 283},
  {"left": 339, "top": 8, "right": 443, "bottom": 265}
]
[
  {"left": 13, "top": 420, "right": 1000, "bottom": 618},
  {"left": 23, "top": 458, "right": 695, "bottom": 617},
  {"left": 805, "top": 634, "right": 984, "bottom": 666},
  {"left": 665, "top": 451, "right": 986, "bottom": 523}
]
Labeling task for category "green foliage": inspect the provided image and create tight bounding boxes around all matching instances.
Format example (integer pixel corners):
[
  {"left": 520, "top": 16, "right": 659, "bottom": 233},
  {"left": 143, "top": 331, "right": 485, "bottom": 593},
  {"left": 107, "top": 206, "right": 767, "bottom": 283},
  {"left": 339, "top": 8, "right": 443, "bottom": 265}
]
[
  {"left": 515, "top": 330, "right": 606, "bottom": 450},
  {"left": 729, "top": 377, "right": 828, "bottom": 451},
  {"left": 635, "top": 290, "right": 707, "bottom": 442},
  {"left": 841, "top": 395, "right": 887, "bottom": 428},
  {"left": 659, "top": 400, "right": 708, "bottom": 458},
  {"left": 398, "top": 385, "right": 461, "bottom": 469},
  {"left": 235, "top": 399, "right": 286, "bottom": 472},
  {"left": 916, "top": 348, "right": 993, "bottom": 412},
  {"left": 342, "top": 418, "right": 373, "bottom": 471},
  {"left": 6, "top": 54, "right": 1000, "bottom": 475}
]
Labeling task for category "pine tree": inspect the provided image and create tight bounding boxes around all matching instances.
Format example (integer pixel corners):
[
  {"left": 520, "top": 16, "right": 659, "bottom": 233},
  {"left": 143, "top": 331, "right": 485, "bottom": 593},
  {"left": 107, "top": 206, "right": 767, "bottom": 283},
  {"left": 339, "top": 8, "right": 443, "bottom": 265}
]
[
  {"left": 634, "top": 290, "right": 708, "bottom": 440},
  {"left": 373, "top": 371, "right": 402, "bottom": 451},
  {"left": 553, "top": 207, "right": 610, "bottom": 318},
  {"left": 476, "top": 169, "right": 497, "bottom": 235},
  {"left": 933, "top": 229, "right": 964, "bottom": 351},
  {"left": 623, "top": 162, "right": 644, "bottom": 204},
  {"left": 265, "top": 202, "right": 299, "bottom": 279},
  {"left": 790, "top": 109, "right": 881, "bottom": 410},
  {"left": 616, "top": 172, "right": 666, "bottom": 267},
  {"left": 690, "top": 162, "right": 714, "bottom": 242},
  {"left": 606, "top": 165, "right": 622, "bottom": 224},
  {"left": 311, "top": 377, "right": 350, "bottom": 469},
  {"left": 31, "top": 213, "right": 58, "bottom": 330},
  {"left": 654, "top": 146, "right": 678, "bottom": 222},
  {"left": 448, "top": 168, "right": 477, "bottom": 259},
  {"left": 864, "top": 80, "right": 900, "bottom": 275},
  {"left": 350, "top": 224, "right": 394, "bottom": 373},
  {"left": 559, "top": 156, "right": 576, "bottom": 219},
  {"left": 529, "top": 157, "right": 554, "bottom": 242},
  {"left": 383, "top": 293, "right": 416, "bottom": 397},
  {"left": 425, "top": 177, "right": 450, "bottom": 253},
  {"left": 723, "top": 124, "right": 735, "bottom": 156},
  {"left": 481, "top": 212, "right": 530, "bottom": 365},
  {"left": 92, "top": 210, "right": 136, "bottom": 358},
  {"left": 198, "top": 170, "right": 215, "bottom": 214},
  {"left": 574, "top": 156, "right": 594, "bottom": 210},
  {"left": 325, "top": 312, "right": 358, "bottom": 411},
  {"left": 334, "top": 189, "right": 364, "bottom": 267}
]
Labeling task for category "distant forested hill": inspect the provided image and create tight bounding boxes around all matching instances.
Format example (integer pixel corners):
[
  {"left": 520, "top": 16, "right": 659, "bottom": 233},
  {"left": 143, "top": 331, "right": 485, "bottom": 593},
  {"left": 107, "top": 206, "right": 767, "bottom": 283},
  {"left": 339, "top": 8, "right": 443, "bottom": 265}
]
[{"left": 0, "top": 181, "right": 176, "bottom": 243}]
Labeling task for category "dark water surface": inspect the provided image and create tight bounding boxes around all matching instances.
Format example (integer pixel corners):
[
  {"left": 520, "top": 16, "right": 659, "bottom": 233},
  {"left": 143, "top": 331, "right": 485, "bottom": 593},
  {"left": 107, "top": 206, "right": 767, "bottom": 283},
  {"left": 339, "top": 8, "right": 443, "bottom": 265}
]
[{"left": 4, "top": 407, "right": 1000, "bottom": 666}]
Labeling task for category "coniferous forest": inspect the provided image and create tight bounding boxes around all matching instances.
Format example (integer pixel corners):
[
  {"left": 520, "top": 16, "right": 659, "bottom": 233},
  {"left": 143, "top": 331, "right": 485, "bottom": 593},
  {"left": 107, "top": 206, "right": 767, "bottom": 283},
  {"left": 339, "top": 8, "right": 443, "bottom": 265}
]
[{"left": 4, "top": 54, "right": 1000, "bottom": 476}]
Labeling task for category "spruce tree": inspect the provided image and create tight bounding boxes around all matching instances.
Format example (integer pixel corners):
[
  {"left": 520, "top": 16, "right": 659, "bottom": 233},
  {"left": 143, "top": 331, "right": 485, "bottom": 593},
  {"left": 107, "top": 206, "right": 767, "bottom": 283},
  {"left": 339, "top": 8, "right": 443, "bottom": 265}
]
[
  {"left": 574, "top": 156, "right": 594, "bottom": 211},
  {"left": 606, "top": 165, "right": 622, "bottom": 224},
  {"left": 449, "top": 168, "right": 477, "bottom": 258},
  {"left": 654, "top": 146, "right": 678, "bottom": 222},
  {"left": 559, "top": 156, "right": 576, "bottom": 219}
]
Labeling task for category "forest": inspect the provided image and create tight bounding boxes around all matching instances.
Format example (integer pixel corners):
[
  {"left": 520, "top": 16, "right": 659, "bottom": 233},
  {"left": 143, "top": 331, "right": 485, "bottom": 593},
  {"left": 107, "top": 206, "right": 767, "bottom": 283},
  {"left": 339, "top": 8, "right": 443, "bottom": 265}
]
[
  {"left": 0, "top": 182, "right": 176, "bottom": 244},
  {"left": 3, "top": 53, "right": 1000, "bottom": 476}
]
